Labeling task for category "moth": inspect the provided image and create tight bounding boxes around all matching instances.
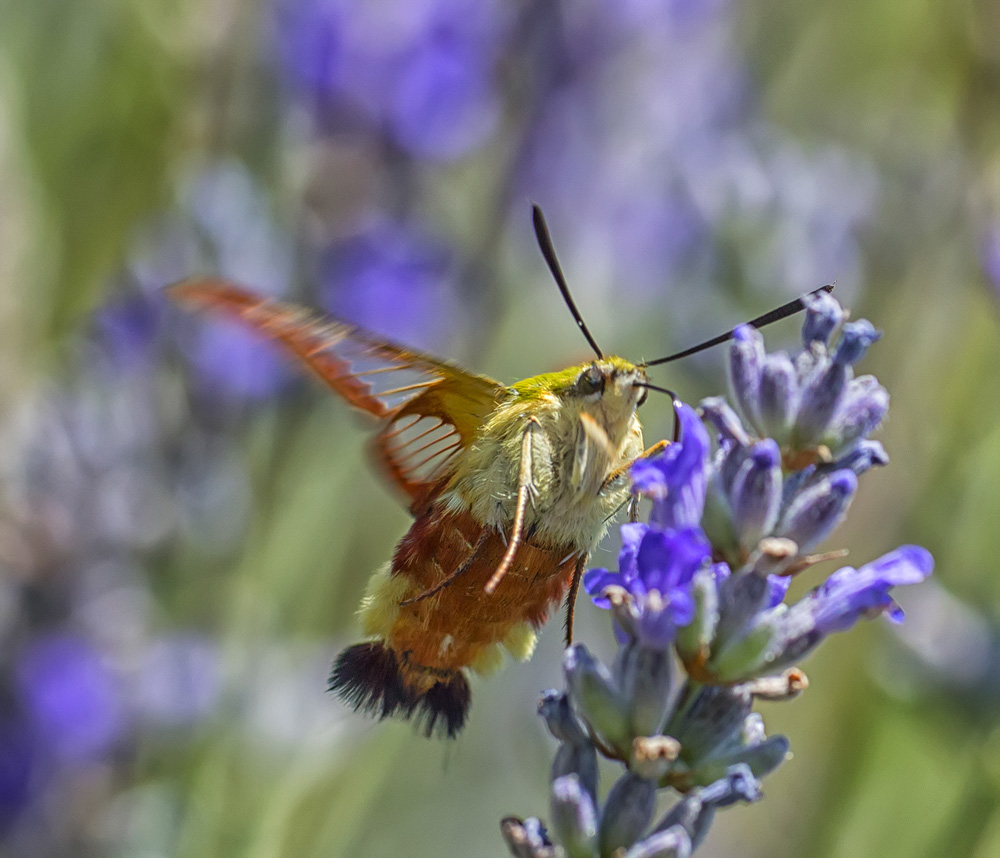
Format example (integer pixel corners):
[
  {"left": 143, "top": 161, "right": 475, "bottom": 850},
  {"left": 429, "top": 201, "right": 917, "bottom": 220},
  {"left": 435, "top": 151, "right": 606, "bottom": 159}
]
[{"left": 171, "top": 206, "right": 826, "bottom": 737}]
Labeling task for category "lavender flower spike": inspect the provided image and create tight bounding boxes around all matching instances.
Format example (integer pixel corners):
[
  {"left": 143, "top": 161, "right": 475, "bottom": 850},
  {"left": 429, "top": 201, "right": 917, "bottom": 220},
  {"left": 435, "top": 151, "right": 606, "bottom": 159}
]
[{"left": 509, "top": 291, "right": 933, "bottom": 858}]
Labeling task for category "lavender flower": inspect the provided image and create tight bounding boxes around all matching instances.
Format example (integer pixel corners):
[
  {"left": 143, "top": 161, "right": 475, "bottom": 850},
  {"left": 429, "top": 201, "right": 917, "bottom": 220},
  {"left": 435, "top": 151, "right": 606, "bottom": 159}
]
[
  {"left": 274, "top": 0, "right": 507, "bottom": 160},
  {"left": 16, "top": 634, "right": 126, "bottom": 762},
  {"left": 504, "top": 294, "right": 932, "bottom": 857},
  {"left": 320, "top": 218, "right": 460, "bottom": 352},
  {"left": 583, "top": 522, "right": 709, "bottom": 649}
]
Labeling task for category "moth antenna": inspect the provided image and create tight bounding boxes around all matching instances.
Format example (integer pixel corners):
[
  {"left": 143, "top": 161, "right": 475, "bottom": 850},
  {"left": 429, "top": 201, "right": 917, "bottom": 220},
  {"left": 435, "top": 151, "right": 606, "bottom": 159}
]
[
  {"left": 531, "top": 203, "right": 604, "bottom": 359},
  {"left": 641, "top": 284, "right": 834, "bottom": 368}
]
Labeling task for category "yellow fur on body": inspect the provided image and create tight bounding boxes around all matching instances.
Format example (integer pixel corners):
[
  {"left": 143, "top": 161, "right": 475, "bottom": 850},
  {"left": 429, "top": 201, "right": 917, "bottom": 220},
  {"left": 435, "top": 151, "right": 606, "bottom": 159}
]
[{"left": 442, "top": 357, "right": 646, "bottom": 551}]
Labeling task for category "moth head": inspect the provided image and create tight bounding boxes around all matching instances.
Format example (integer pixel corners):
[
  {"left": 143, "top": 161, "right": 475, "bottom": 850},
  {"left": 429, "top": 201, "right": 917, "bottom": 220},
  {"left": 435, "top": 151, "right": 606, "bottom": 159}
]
[{"left": 571, "top": 357, "right": 648, "bottom": 412}]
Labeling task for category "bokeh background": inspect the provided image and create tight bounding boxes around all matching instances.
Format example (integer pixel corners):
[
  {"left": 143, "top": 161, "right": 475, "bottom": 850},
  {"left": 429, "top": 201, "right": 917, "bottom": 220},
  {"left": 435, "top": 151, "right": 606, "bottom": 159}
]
[{"left": 1, "top": 0, "right": 999, "bottom": 856}]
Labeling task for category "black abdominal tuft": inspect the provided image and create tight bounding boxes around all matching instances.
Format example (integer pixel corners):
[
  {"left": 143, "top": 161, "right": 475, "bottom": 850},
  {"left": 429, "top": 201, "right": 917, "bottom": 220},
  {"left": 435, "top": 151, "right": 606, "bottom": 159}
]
[{"left": 329, "top": 642, "right": 471, "bottom": 738}]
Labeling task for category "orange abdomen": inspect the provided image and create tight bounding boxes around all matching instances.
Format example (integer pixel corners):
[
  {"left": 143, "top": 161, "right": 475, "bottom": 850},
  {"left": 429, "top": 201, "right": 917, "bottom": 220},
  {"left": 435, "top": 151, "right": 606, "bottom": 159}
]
[{"left": 329, "top": 506, "right": 582, "bottom": 737}]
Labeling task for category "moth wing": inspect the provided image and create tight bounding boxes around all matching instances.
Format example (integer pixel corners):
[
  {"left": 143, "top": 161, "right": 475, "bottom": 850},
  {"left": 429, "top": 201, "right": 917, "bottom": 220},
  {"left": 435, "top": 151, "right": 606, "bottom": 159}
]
[{"left": 169, "top": 278, "right": 507, "bottom": 509}]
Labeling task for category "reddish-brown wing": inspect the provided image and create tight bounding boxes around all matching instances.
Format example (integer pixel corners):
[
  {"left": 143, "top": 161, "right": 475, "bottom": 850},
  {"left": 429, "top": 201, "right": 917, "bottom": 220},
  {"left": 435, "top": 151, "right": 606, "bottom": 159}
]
[{"left": 169, "top": 278, "right": 507, "bottom": 511}]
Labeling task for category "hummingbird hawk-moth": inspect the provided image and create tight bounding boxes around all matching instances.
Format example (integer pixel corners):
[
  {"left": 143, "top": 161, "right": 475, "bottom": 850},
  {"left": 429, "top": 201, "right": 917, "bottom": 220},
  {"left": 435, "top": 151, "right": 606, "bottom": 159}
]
[{"left": 170, "top": 206, "right": 827, "bottom": 737}]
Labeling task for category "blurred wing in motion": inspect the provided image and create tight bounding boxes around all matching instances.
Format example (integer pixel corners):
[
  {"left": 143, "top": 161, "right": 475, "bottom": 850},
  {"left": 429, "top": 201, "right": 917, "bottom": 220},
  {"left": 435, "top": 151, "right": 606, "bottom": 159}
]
[{"left": 169, "top": 278, "right": 507, "bottom": 510}]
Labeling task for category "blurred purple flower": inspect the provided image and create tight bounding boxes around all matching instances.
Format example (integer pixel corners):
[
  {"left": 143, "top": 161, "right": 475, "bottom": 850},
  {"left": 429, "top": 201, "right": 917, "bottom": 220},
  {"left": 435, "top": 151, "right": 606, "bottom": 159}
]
[
  {"left": 274, "top": 0, "right": 506, "bottom": 160},
  {"left": 16, "top": 634, "right": 126, "bottom": 762},
  {"left": 92, "top": 292, "right": 167, "bottom": 370},
  {"left": 389, "top": 29, "right": 500, "bottom": 160},
  {"left": 276, "top": 0, "right": 344, "bottom": 101},
  {"left": 189, "top": 320, "right": 292, "bottom": 402},
  {"left": 322, "top": 218, "right": 459, "bottom": 350},
  {"left": 0, "top": 717, "right": 36, "bottom": 827}
]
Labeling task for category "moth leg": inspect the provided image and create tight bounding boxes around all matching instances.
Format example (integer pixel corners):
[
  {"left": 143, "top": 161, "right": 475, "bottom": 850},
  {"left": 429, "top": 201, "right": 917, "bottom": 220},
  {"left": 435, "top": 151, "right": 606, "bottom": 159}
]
[
  {"left": 600, "top": 440, "right": 669, "bottom": 491},
  {"left": 484, "top": 417, "right": 538, "bottom": 595},
  {"left": 603, "top": 495, "right": 631, "bottom": 525},
  {"left": 578, "top": 412, "right": 617, "bottom": 458},
  {"left": 399, "top": 529, "right": 491, "bottom": 607},
  {"left": 562, "top": 555, "right": 587, "bottom": 646}
]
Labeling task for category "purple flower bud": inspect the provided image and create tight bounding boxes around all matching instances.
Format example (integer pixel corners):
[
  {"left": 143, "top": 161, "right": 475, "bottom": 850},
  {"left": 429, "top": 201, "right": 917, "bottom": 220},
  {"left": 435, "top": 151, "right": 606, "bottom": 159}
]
[
  {"left": 563, "top": 645, "right": 631, "bottom": 751},
  {"left": 828, "top": 439, "right": 889, "bottom": 475},
  {"left": 500, "top": 816, "right": 554, "bottom": 858},
  {"left": 777, "top": 469, "right": 857, "bottom": 551},
  {"left": 757, "top": 352, "right": 800, "bottom": 442},
  {"left": 687, "top": 735, "right": 789, "bottom": 789},
  {"left": 322, "top": 219, "right": 457, "bottom": 352},
  {"left": 191, "top": 320, "right": 291, "bottom": 402},
  {"left": 600, "top": 774, "right": 657, "bottom": 856},
  {"left": 834, "top": 320, "right": 881, "bottom": 366},
  {"left": 716, "top": 571, "right": 773, "bottom": 637},
  {"left": 674, "top": 568, "right": 721, "bottom": 665},
  {"left": 615, "top": 641, "right": 674, "bottom": 736},
  {"left": 538, "top": 691, "right": 588, "bottom": 745},
  {"left": 651, "top": 763, "right": 761, "bottom": 851},
  {"left": 553, "top": 743, "right": 599, "bottom": 808},
  {"left": 698, "top": 763, "right": 763, "bottom": 808},
  {"left": 716, "top": 441, "right": 747, "bottom": 498},
  {"left": 623, "top": 826, "right": 692, "bottom": 858},
  {"left": 389, "top": 37, "right": 500, "bottom": 160},
  {"left": 801, "top": 290, "right": 845, "bottom": 346},
  {"left": 793, "top": 359, "right": 848, "bottom": 446},
  {"left": 727, "top": 326, "right": 765, "bottom": 431},
  {"left": 669, "top": 686, "right": 752, "bottom": 764},
  {"left": 95, "top": 294, "right": 165, "bottom": 369},
  {"left": 698, "top": 397, "right": 750, "bottom": 447},
  {"left": 550, "top": 775, "right": 598, "bottom": 857},
  {"left": 635, "top": 529, "right": 710, "bottom": 603},
  {"left": 766, "top": 573, "right": 792, "bottom": 607},
  {"left": 709, "top": 610, "right": 783, "bottom": 682},
  {"left": 728, "top": 439, "right": 782, "bottom": 551},
  {"left": 827, "top": 375, "right": 889, "bottom": 452}
]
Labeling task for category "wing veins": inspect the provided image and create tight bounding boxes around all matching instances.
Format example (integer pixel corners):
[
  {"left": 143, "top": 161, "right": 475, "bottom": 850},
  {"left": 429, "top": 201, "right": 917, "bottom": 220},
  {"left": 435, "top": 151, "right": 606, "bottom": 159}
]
[
  {"left": 403, "top": 439, "right": 463, "bottom": 474},
  {"left": 397, "top": 429, "right": 460, "bottom": 461}
]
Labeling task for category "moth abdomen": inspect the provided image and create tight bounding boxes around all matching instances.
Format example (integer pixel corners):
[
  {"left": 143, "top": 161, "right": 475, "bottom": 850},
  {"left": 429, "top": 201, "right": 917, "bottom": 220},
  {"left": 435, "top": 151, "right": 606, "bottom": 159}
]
[{"left": 329, "top": 640, "right": 471, "bottom": 738}]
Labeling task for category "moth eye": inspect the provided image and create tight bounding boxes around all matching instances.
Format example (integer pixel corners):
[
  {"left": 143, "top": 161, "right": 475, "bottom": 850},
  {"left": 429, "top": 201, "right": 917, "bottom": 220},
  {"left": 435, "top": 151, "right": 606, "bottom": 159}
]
[
  {"left": 577, "top": 366, "right": 605, "bottom": 396},
  {"left": 636, "top": 387, "right": 648, "bottom": 406}
]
